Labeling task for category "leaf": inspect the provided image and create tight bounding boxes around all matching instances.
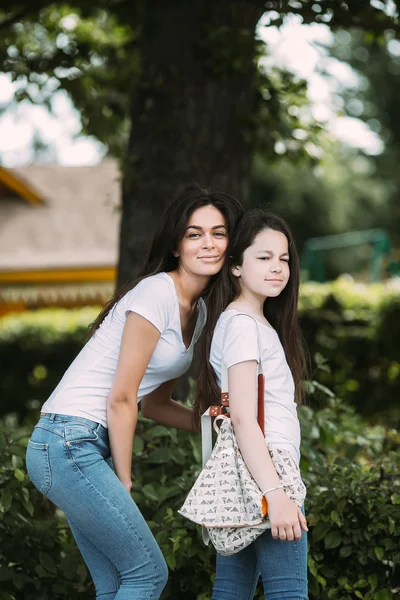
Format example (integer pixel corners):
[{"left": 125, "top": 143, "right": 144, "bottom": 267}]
[
  {"left": 39, "top": 552, "right": 57, "bottom": 574},
  {"left": 373, "top": 591, "right": 392, "bottom": 600},
  {"left": 14, "top": 468, "right": 25, "bottom": 482},
  {"left": 324, "top": 530, "right": 342, "bottom": 549},
  {"left": 374, "top": 546, "right": 384, "bottom": 561},
  {"left": 368, "top": 574, "right": 378, "bottom": 590},
  {"left": 1, "top": 489, "right": 12, "bottom": 513},
  {"left": 313, "top": 381, "right": 335, "bottom": 398},
  {"left": 312, "top": 522, "right": 332, "bottom": 542},
  {"left": 391, "top": 493, "right": 400, "bottom": 505},
  {"left": 35, "top": 565, "right": 52, "bottom": 579},
  {"left": 0, "top": 566, "right": 14, "bottom": 581},
  {"left": 339, "top": 546, "right": 352, "bottom": 558},
  {"left": 133, "top": 436, "right": 144, "bottom": 454},
  {"left": 145, "top": 449, "right": 170, "bottom": 464}
]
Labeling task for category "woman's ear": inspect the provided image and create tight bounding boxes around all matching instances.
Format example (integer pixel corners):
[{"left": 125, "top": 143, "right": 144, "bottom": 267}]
[{"left": 231, "top": 265, "right": 241, "bottom": 277}]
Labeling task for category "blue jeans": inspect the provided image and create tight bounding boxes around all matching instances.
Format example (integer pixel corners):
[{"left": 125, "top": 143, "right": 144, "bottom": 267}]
[
  {"left": 211, "top": 527, "right": 308, "bottom": 600},
  {"left": 26, "top": 413, "right": 168, "bottom": 600}
]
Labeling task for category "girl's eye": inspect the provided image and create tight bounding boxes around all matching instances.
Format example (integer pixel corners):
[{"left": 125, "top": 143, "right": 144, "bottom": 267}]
[
  {"left": 281, "top": 258, "right": 289, "bottom": 263},
  {"left": 188, "top": 233, "right": 201, "bottom": 238},
  {"left": 258, "top": 257, "right": 269, "bottom": 260},
  {"left": 214, "top": 232, "right": 226, "bottom": 238}
]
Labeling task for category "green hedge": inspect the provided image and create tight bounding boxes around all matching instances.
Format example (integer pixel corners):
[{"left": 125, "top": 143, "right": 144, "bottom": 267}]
[
  {"left": 1, "top": 385, "right": 399, "bottom": 600},
  {"left": 1, "top": 279, "right": 399, "bottom": 423}
]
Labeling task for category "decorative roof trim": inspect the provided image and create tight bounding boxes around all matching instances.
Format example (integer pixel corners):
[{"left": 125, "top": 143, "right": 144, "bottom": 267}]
[
  {"left": 0, "top": 266, "right": 116, "bottom": 284},
  {"left": 0, "top": 166, "right": 45, "bottom": 205}
]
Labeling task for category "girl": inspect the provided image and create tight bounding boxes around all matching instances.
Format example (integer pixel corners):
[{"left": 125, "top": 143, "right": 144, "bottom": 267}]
[
  {"left": 195, "top": 209, "right": 309, "bottom": 599},
  {"left": 26, "top": 185, "right": 243, "bottom": 600}
]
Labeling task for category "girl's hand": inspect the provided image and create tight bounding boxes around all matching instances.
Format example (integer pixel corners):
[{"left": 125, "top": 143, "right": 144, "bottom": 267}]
[{"left": 266, "top": 489, "right": 308, "bottom": 541}]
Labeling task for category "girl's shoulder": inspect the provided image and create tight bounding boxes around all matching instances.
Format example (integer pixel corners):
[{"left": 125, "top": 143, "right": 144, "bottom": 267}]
[{"left": 218, "top": 309, "right": 277, "bottom": 336}]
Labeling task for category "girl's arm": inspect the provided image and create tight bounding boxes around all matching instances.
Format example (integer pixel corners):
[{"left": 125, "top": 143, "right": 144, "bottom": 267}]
[
  {"left": 141, "top": 380, "right": 198, "bottom": 432},
  {"left": 228, "top": 360, "right": 308, "bottom": 542},
  {"left": 106, "top": 312, "right": 161, "bottom": 493}
]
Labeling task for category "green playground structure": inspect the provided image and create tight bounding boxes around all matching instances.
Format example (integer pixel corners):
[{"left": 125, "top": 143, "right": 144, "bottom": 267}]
[{"left": 301, "top": 228, "right": 400, "bottom": 282}]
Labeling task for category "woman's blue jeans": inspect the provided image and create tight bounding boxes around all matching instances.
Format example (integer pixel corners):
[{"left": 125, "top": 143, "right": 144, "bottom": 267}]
[
  {"left": 211, "top": 526, "right": 308, "bottom": 600},
  {"left": 26, "top": 413, "right": 168, "bottom": 600}
]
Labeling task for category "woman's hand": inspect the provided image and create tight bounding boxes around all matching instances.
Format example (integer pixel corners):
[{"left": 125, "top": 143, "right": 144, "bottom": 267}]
[
  {"left": 267, "top": 489, "right": 308, "bottom": 541},
  {"left": 122, "top": 480, "right": 132, "bottom": 494}
]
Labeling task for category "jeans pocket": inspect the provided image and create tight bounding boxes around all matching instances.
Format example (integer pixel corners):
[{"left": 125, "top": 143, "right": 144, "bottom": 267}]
[
  {"left": 26, "top": 440, "right": 52, "bottom": 495},
  {"left": 64, "top": 422, "right": 98, "bottom": 446}
]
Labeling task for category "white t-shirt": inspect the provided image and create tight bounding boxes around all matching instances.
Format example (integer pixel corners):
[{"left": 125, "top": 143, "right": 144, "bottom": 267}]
[
  {"left": 210, "top": 310, "right": 301, "bottom": 464},
  {"left": 42, "top": 272, "right": 207, "bottom": 427}
]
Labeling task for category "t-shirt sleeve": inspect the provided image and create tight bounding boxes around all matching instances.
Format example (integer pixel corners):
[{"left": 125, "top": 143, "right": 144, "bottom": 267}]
[
  {"left": 223, "top": 315, "right": 259, "bottom": 369},
  {"left": 123, "top": 277, "right": 173, "bottom": 333}
]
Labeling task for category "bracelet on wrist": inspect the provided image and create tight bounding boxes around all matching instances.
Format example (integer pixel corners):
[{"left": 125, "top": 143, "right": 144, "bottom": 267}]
[{"left": 262, "top": 485, "right": 284, "bottom": 496}]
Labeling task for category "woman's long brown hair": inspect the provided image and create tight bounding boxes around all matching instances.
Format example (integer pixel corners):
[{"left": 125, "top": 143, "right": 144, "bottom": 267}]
[
  {"left": 89, "top": 184, "right": 243, "bottom": 335},
  {"left": 194, "top": 209, "right": 308, "bottom": 429}
]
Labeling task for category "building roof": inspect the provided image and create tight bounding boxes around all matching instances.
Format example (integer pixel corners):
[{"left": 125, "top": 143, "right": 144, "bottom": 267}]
[{"left": 0, "top": 159, "right": 121, "bottom": 272}]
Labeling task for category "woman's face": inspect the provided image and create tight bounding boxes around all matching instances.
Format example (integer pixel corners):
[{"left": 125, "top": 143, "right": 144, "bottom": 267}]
[
  {"left": 176, "top": 205, "right": 228, "bottom": 277},
  {"left": 234, "top": 228, "right": 290, "bottom": 299}
]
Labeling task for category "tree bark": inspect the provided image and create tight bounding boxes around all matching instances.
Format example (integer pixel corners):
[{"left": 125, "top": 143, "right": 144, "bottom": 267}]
[{"left": 117, "top": 0, "right": 265, "bottom": 285}]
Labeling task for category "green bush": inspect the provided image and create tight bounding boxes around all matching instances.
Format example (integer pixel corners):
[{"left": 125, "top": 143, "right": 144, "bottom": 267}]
[
  {"left": 0, "top": 415, "right": 90, "bottom": 600},
  {"left": 1, "top": 388, "right": 399, "bottom": 599},
  {"left": 299, "top": 279, "right": 400, "bottom": 424},
  {"left": 1, "top": 279, "right": 399, "bottom": 423},
  {"left": 1, "top": 280, "right": 399, "bottom": 598}
]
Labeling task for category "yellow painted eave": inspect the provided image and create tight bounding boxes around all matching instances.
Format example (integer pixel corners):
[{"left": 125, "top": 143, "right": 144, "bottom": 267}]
[
  {"left": 0, "top": 267, "right": 116, "bottom": 284},
  {"left": 0, "top": 166, "right": 45, "bottom": 205}
]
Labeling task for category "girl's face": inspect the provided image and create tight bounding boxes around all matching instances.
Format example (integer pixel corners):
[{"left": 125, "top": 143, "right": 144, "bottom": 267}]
[
  {"left": 176, "top": 205, "right": 228, "bottom": 277},
  {"left": 234, "top": 228, "right": 290, "bottom": 298}
]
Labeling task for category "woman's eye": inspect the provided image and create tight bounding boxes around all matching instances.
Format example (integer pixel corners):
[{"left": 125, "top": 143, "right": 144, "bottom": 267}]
[
  {"left": 214, "top": 232, "right": 226, "bottom": 238},
  {"left": 258, "top": 257, "right": 268, "bottom": 260},
  {"left": 281, "top": 258, "right": 289, "bottom": 263},
  {"left": 188, "top": 233, "right": 200, "bottom": 238}
]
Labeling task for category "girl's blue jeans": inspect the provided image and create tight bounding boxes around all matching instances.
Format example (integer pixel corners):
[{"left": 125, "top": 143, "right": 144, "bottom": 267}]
[
  {"left": 26, "top": 413, "right": 168, "bottom": 600},
  {"left": 211, "top": 522, "right": 308, "bottom": 599}
]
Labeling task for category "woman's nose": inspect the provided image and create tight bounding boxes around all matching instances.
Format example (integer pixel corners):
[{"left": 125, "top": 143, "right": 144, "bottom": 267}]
[{"left": 202, "top": 234, "right": 214, "bottom": 248}]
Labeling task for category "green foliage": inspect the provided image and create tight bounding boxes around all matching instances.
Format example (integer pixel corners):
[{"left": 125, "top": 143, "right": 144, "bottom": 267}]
[
  {"left": 324, "top": 28, "right": 400, "bottom": 248},
  {"left": 299, "top": 279, "right": 400, "bottom": 424},
  {"left": 1, "top": 280, "right": 399, "bottom": 423},
  {"left": 0, "top": 415, "right": 90, "bottom": 600},
  {"left": 1, "top": 282, "right": 399, "bottom": 597},
  {"left": 1, "top": 391, "right": 399, "bottom": 599}
]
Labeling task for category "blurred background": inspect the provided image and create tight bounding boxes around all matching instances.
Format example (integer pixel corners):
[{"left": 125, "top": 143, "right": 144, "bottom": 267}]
[{"left": 0, "top": 2, "right": 399, "bottom": 599}]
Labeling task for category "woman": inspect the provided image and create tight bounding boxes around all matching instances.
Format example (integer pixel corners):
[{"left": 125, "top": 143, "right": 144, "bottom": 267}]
[
  {"left": 195, "top": 209, "right": 308, "bottom": 599},
  {"left": 26, "top": 184, "right": 243, "bottom": 600}
]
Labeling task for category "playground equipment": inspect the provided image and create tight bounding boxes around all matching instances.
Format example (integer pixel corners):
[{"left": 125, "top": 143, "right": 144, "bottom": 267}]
[{"left": 301, "top": 228, "right": 399, "bottom": 282}]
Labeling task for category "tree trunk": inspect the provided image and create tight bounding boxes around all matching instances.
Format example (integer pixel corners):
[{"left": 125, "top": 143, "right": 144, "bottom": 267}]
[{"left": 117, "top": 0, "right": 264, "bottom": 285}]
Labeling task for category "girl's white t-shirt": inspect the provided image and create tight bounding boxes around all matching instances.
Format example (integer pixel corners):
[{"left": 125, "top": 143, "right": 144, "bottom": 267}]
[
  {"left": 210, "top": 310, "right": 301, "bottom": 464},
  {"left": 41, "top": 272, "right": 206, "bottom": 427}
]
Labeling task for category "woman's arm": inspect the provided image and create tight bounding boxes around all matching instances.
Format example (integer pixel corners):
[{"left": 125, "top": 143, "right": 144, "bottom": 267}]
[
  {"left": 107, "top": 312, "right": 161, "bottom": 492},
  {"left": 141, "top": 380, "right": 198, "bottom": 432},
  {"left": 228, "top": 360, "right": 308, "bottom": 541}
]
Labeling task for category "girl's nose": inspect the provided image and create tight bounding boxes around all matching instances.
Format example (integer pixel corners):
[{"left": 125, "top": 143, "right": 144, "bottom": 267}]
[{"left": 271, "top": 262, "right": 282, "bottom": 273}]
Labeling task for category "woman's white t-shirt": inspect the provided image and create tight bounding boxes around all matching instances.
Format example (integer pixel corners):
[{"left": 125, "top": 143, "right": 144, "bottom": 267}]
[
  {"left": 41, "top": 272, "right": 206, "bottom": 427},
  {"left": 210, "top": 310, "right": 301, "bottom": 464}
]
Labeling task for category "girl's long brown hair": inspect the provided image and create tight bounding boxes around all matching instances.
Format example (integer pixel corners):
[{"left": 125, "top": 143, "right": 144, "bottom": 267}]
[
  {"left": 194, "top": 209, "right": 308, "bottom": 428},
  {"left": 89, "top": 184, "right": 243, "bottom": 335}
]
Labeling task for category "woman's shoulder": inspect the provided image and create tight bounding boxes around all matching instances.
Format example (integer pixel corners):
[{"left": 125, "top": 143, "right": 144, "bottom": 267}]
[{"left": 124, "top": 272, "right": 175, "bottom": 303}]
